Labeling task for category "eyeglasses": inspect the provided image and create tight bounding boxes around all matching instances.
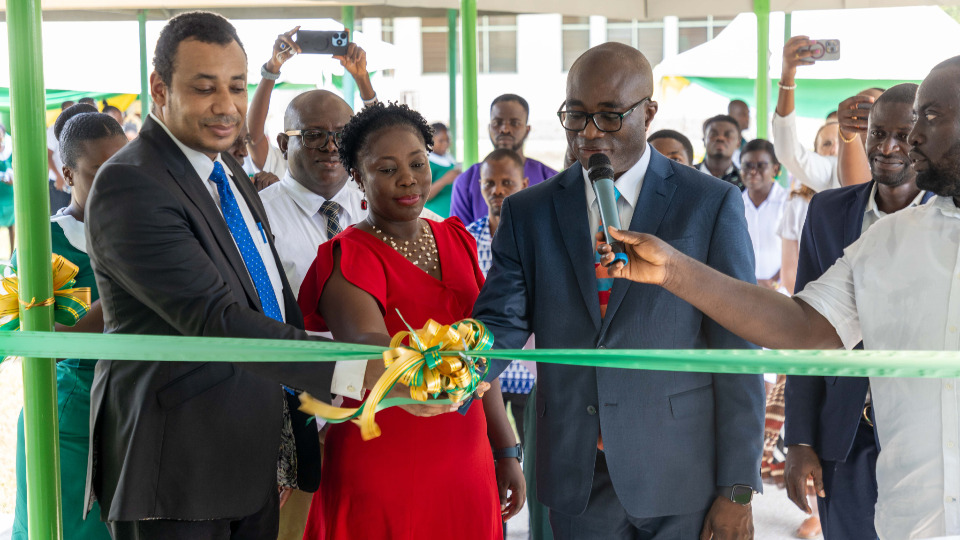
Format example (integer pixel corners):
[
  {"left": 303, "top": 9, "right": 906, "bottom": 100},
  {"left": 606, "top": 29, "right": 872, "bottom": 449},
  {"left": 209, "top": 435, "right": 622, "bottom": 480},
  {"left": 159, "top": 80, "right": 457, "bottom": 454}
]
[
  {"left": 557, "top": 98, "right": 651, "bottom": 133},
  {"left": 283, "top": 129, "right": 342, "bottom": 149},
  {"left": 741, "top": 162, "right": 772, "bottom": 173}
]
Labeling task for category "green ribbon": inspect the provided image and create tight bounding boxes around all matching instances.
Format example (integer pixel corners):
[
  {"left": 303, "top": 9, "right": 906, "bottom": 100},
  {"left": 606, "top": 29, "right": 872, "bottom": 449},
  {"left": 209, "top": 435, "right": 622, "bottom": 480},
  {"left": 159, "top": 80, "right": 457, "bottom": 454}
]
[{"left": 2, "top": 331, "right": 960, "bottom": 378}]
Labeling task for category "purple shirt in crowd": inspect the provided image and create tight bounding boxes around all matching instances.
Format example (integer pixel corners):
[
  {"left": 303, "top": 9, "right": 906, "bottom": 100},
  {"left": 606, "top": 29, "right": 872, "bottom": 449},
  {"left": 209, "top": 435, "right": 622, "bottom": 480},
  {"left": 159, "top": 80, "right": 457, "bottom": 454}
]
[{"left": 449, "top": 158, "right": 558, "bottom": 224}]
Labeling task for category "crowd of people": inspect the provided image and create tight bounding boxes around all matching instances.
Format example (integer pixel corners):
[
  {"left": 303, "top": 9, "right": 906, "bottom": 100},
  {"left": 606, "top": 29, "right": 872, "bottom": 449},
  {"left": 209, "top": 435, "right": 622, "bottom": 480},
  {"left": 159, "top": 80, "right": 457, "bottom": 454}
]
[{"left": 6, "top": 7, "right": 960, "bottom": 540}]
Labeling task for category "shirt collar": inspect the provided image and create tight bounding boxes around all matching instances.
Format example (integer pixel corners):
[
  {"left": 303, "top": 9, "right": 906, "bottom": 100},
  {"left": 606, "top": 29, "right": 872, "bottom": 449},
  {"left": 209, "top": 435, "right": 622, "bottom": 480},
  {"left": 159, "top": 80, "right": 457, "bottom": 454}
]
[
  {"left": 149, "top": 112, "right": 229, "bottom": 182},
  {"left": 51, "top": 208, "right": 86, "bottom": 253},
  {"left": 742, "top": 181, "right": 787, "bottom": 209},
  {"left": 698, "top": 161, "right": 736, "bottom": 177},
  {"left": 583, "top": 143, "right": 651, "bottom": 209},
  {"left": 865, "top": 181, "right": 928, "bottom": 220},
  {"left": 280, "top": 170, "right": 359, "bottom": 217},
  {"left": 931, "top": 194, "right": 960, "bottom": 219}
]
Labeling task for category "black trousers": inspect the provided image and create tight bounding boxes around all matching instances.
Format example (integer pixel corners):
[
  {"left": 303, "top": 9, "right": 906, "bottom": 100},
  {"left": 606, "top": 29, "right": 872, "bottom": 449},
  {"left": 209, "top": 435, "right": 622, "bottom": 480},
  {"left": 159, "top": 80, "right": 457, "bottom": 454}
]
[
  {"left": 818, "top": 418, "right": 879, "bottom": 540},
  {"left": 107, "top": 489, "right": 279, "bottom": 540}
]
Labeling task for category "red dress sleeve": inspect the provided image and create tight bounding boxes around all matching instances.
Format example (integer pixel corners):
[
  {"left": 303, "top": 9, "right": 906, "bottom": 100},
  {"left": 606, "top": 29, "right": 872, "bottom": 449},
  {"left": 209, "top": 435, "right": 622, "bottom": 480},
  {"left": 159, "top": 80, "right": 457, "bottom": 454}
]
[{"left": 296, "top": 228, "right": 388, "bottom": 332}]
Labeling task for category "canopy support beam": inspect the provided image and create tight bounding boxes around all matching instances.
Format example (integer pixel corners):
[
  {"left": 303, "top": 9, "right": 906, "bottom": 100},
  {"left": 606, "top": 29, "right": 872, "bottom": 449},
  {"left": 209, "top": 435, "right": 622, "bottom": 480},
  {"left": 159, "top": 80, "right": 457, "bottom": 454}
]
[
  {"left": 447, "top": 8, "right": 457, "bottom": 157},
  {"left": 460, "top": 0, "right": 477, "bottom": 167},
  {"left": 754, "top": 0, "right": 770, "bottom": 139},
  {"left": 7, "top": 0, "right": 62, "bottom": 539},
  {"left": 139, "top": 9, "right": 149, "bottom": 116}
]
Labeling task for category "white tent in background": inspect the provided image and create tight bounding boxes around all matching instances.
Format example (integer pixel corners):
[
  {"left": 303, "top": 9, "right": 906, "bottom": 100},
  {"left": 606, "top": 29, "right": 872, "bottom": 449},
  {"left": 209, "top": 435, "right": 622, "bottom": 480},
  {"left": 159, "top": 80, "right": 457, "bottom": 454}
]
[
  {"left": 0, "top": 18, "right": 397, "bottom": 93},
  {"left": 653, "top": 6, "right": 960, "bottom": 117}
]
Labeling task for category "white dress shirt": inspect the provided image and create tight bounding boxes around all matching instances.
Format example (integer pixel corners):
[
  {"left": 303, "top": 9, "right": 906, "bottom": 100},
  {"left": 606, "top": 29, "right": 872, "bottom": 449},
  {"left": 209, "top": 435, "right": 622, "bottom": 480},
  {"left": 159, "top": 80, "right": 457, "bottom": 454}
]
[
  {"left": 583, "top": 143, "right": 651, "bottom": 234},
  {"left": 261, "top": 144, "right": 287, "bottom": 178},
  {"left": 772, "top": 111, "right": 840, "bottom": 193},
  {"left": 862, "top": 181, "right": 927, "bottom": 234},
  {"left": 776, "top": 194, "right": 809, "bottom": 245},
  {"left": 150, "top": 113, "right": 286, "bottom": 320},
  {"left": 742, "top": 182, "right": 788, "bottom": 281},
  {"left": 795, "top": 196, "right": 960, "bottom": 539}
]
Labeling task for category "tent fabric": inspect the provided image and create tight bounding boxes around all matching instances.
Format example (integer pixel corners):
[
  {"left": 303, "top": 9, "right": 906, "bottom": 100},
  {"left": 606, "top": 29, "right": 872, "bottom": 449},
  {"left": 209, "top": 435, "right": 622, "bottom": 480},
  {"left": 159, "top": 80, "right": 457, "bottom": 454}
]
[
  {"left": 3, "top": 0, "right": 953, "bottom": 22},
  {"left": 654, "top": 6, "right": 960, "bottom": 117}
]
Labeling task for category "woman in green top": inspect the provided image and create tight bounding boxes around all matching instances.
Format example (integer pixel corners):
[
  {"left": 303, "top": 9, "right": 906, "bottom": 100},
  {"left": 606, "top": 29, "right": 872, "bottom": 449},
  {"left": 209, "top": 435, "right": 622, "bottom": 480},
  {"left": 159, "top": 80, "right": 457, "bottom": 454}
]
[
  {"left": 12, "top": 111, "right": 126, "bottom": 540},
  {"left": 425, "top": 122, "right": 460, "bottom": 218},
  {"left": 0, "top": 124, "right": 15, "bottom": 251}
]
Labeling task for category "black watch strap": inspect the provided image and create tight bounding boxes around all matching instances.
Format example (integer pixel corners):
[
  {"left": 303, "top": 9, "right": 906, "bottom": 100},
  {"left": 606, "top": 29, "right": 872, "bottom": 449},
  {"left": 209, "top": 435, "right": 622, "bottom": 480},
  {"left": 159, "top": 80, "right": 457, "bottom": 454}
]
[
  {"left": 718, "top": 484, "right": 753, "bottom": 505},
  {"left": 493, "top": 444, "right": 523, "bottom": 463}
]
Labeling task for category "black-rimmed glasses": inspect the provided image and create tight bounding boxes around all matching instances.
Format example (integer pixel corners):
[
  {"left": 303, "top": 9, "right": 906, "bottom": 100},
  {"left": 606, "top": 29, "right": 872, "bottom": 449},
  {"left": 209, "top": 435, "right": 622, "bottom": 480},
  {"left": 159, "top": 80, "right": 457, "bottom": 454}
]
[
  {"left": 557, "top": 98, "right": 651, "bottom": 133},
  {"left": 283, "top": 129, "right": 342, "bottom": 149}
]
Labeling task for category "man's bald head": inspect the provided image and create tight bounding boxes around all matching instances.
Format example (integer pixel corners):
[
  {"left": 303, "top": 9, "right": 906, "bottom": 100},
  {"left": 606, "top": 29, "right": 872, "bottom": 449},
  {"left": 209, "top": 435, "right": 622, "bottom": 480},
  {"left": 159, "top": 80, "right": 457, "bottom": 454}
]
[
  {"left": 563, "top": 42, "right": 658, "bottom": 177},
  {"left": 567, "top": 42, "right": 653, "bottom": 97},
  {"left": 284, "top": 89, "right": 353, "bottom": 131}
]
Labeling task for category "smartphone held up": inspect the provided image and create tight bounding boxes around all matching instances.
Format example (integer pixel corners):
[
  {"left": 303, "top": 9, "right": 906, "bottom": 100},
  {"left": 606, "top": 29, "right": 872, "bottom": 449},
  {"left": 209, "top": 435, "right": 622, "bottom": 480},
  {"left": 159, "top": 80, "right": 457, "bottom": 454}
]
[
  {"left": 294, "top": 29, "right": 350, "bottom": 55},
  {"left": 799, "top": 39, "right": 841, "bottom": 61}
]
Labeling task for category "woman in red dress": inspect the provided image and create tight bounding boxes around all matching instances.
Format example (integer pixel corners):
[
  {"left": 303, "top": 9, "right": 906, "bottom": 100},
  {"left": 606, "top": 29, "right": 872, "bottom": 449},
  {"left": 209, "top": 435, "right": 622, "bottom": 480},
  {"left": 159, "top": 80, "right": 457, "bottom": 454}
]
[{"left": 298, "top": 102, "right": 524, "bottom": 540}]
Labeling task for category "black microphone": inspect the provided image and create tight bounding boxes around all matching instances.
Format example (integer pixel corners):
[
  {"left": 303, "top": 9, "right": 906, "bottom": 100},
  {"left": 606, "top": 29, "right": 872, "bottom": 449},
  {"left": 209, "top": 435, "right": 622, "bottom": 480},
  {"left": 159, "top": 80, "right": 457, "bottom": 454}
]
[{"left": 588, "top": 153, "right": 628, "bottom": 267}]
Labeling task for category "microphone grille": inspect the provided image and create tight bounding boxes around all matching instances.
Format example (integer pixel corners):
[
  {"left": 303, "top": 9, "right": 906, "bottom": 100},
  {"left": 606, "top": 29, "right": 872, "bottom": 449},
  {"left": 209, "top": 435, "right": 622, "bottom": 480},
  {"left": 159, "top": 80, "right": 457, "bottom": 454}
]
[{"left": 588, "top": 153, "right": 614, "bottom": 181}]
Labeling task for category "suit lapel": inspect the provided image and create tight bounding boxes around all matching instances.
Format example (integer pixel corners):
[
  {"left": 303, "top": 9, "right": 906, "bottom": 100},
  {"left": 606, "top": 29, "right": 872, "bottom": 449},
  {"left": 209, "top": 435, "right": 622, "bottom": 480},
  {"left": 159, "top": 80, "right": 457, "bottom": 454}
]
[
  {"left": 552, "top": 167, "right": 602, "bottom": 330},
  {"left": 846, "top": 181, "right": 873, "bottom": 245},
  {"left": 142, "top": 119, "right": 263, "bottom": 311},
  {"left": 600, "top": 152, "right": 676, "bottom": 338}
]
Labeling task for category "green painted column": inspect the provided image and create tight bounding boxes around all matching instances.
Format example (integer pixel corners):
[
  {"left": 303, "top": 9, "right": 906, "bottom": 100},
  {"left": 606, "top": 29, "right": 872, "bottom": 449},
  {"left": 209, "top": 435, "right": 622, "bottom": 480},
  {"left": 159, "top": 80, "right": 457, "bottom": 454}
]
[
  {"left": 139, "top": 10, "right": 150, "bottom": 117},
  {"left": 460, "top": 0, "right": 478, "bottom": 167},
  {"left": 341, "top": 6, "right": 356, "bottom": 109},
  {"left": 784, "top": 11, "right": 792, "bottom": 43},
  {"left": 6, "top": 0, "right": 62, "bottom": 539},
  {"left": 755, "top": 0, "right": 771, "bottom": 139},
  {"left": 447, "top": 9, "right": 458, "bottom": 157}
]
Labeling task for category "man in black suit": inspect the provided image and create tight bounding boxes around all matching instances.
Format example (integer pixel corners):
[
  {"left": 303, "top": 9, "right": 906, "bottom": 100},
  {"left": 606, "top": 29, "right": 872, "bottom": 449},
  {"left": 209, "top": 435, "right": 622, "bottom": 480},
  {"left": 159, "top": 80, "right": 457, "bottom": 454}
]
[{"left": 84, "top": 12, "right": 352, "bottom": 538}]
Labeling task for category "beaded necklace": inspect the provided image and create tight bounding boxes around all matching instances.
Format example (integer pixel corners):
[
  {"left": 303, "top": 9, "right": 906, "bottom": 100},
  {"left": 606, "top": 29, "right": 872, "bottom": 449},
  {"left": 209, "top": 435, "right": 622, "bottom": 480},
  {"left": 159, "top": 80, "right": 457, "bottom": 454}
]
[{"left": 372, "top": 220, "right": 439, "bottom": 273}]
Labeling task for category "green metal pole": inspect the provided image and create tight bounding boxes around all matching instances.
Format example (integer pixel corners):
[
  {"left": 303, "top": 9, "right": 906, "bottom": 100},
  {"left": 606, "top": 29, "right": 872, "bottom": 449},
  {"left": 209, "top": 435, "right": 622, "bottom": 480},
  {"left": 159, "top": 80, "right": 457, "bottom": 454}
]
[
  {"left": 341, "top": 6, "right": 356, "bottom": 109},
  {"left": 755, "top": 0, "right": 771, "bottom": 139},
  {"left": 139, "top": 10, "right": 150, "bottom": 117},
  {"left": 447, "top": 9, "right": 458, "bottom": 158},
  {"left": 784, "top": 11, "right": 792, "bottom": 43},
  {"left": 6, "top": 0, "right": 62, "bottom": 539},
  {"left": 460, "top": 0, "right": 478, "bottom": 167}
]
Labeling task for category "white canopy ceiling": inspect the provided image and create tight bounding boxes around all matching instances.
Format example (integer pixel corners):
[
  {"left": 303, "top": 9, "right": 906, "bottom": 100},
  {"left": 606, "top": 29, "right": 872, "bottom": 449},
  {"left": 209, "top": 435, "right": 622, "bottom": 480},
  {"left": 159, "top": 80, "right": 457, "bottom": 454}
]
[{"left": 0, "top": 0, "right": 951, "bottom": 21}]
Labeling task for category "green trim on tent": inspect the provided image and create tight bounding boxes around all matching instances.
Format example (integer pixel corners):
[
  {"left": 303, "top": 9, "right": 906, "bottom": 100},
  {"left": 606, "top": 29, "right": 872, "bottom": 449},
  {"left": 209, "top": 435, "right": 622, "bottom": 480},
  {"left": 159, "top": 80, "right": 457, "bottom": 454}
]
[{"left": 687, "top": 77, "right": 920, "bottom": 119}]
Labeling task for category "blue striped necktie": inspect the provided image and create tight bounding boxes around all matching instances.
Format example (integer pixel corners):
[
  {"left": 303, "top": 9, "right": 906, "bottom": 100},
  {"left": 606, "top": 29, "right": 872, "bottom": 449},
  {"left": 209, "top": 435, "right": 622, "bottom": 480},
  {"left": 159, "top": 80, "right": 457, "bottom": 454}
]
[
  {"left": 320, "top": 200, "right": 343, "bottom": 239},
  {"left": 208, "top": 161, "right": 283, "bottom": 322}
]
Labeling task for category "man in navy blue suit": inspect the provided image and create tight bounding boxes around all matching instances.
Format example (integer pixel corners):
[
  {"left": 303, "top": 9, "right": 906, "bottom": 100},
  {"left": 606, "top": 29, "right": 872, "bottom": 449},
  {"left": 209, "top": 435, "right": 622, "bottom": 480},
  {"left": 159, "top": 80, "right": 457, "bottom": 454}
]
[
  {"left": 783, "top": 83, "right": 930, "bottom": 540},
  {"left": 473, "top": 42, "right": 765, "bottom": 539}
]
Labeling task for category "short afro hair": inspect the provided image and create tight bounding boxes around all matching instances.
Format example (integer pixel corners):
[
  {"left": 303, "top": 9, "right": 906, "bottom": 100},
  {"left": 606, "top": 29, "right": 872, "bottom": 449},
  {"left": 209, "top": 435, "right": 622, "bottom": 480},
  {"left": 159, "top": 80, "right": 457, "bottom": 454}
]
[
  {"left": 702, "top": 114, "right": 741, "bottom": 134},
  {"left": 154, "top": 11, "right": 245, "bottom": 87},
  {"left": 54, "top": 103, "right": 98, "bottom": 141},
  {"left": 430, "top": 122, "right": 449, "bottom": 134},
  {"left": 482, "top": 148, "right": 524, "bottom": 170},
  {"left": 742, "top": 138, "right": 780, "bottom": 167},
  {"left": 874, "top": 83, "right": 919, "bottom": 107},
  {"left": 648, "top": 129, "right": 694, "bottom": 164},
  {"left": 59, "top": 113, "right": 125, "bottom": 168},
  {"left": 491, "top": 94, "right": 530, "bottom": 120},
  {"left": 338, "top": 101, "right": 434, "bottom": 176}
]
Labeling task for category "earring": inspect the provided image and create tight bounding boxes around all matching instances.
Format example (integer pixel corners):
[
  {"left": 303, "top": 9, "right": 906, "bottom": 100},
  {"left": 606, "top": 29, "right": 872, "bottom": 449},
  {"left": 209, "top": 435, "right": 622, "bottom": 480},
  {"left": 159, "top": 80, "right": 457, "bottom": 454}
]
[{"left": 361, "top": 197, "right": 367, "bottom": 210}]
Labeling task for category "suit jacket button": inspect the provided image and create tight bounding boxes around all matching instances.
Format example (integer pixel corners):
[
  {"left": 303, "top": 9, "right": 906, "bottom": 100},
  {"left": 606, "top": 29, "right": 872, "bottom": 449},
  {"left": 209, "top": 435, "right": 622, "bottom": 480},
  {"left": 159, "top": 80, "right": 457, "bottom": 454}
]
[{"left": 586, "top": 405, "right": 597, "bottom": 415}]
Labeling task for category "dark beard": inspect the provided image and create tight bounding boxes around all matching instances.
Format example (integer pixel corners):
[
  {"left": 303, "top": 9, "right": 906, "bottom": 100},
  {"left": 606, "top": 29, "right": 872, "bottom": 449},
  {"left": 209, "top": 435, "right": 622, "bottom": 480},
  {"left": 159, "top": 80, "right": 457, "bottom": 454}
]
[{"left": 916, "top": 140, "right": 960, "bottom": 197}]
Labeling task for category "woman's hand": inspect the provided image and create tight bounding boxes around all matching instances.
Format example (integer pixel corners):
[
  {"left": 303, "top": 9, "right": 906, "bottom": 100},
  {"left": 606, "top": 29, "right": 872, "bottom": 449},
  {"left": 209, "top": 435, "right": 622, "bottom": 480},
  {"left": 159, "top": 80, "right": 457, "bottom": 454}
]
[
  {"left": 265, "top": 26, "right": 301, "bottom": 74},
  {"left": 597, "top": 228, "right": 678, "bottom": 285},
  {"left": 781, "top": 35, "right": 815, "bottom": 82},
  {"left": 837, "top": 94, "right": 875, "bottom": 141},
  {"left": 495, "top": 458, "right": 526, "bottom": 521}
]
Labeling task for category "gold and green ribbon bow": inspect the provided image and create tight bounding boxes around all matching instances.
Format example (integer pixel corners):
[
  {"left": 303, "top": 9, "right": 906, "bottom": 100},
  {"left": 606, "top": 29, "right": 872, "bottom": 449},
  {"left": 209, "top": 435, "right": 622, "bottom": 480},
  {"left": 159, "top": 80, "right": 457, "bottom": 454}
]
[
  {"left": 298, "top": 315, "right": 492, "bottom": 441},
  {"left": 0, "top": 254, "right": 92, "bottom": 331}
]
